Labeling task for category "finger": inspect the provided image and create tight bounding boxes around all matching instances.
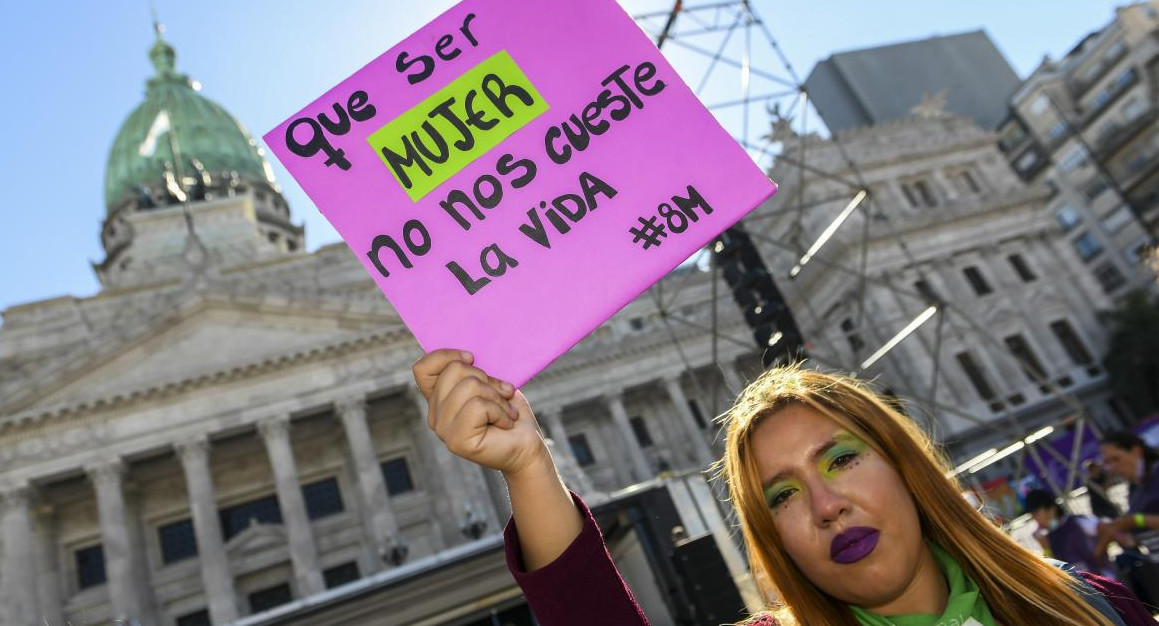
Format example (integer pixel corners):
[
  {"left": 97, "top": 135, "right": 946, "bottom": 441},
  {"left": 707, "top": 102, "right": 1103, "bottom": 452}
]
[
  {"left": 444, "top": 397, "right": 518, "bottom": 458},
  {"left": 413, "top": 349, "right": 473, "bottom": 399},
  {"left": 437, "top": 376, "right": 517, "bottom": 435},
  {"left": 487, "top": 375, "right": 516, "bottom": 399},
  {"left": 432, "top": 360, "right": 488, "bottom": 411}
]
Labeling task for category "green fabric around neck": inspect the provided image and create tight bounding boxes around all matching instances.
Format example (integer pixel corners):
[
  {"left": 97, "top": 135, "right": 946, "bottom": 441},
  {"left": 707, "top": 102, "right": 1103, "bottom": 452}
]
[{"left": 849, "top": 543, "right": 996, "bottom": 626}]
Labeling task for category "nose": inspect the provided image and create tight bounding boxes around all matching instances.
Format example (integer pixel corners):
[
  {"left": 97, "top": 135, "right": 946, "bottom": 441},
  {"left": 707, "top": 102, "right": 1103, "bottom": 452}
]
[{"left": 809, "top": 479, "right": 851, "bottom": 526}]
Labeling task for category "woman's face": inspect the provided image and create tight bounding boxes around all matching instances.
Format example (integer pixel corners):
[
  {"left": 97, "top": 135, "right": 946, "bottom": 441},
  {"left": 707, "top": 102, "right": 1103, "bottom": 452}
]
[
  {"left": 752, "top": 404, "right": 933, "bottom": 612},
  {"left": 1100, "top": 443, "right": 1142, "bottom": 483}
]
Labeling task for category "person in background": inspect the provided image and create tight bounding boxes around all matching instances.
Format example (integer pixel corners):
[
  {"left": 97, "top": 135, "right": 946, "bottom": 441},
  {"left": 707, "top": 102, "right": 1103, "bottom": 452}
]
[
  {"left": 414, "top": 351, "right": 1154, "bottom": 625},
  {"left": 1024, "top": 488, "right": 1113, "bottom": 578},
  {"left": 1095, "top": 432, "right": 1159, "bottom": 608},
  {"left": 1085, "top": 460, "right": 1122, "bottom": 521}
]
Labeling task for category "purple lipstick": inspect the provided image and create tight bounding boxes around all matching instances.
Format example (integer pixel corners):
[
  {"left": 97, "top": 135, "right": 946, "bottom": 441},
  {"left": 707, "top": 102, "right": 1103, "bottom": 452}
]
[{"left": 830, "top": 527, "right": 879, "bottom": 564}]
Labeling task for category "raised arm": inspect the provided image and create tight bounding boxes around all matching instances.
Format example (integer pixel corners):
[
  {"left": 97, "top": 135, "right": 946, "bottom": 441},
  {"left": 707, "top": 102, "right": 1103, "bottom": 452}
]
[{"left": 413, "top": 349, "right": 582, "bottom": 570}]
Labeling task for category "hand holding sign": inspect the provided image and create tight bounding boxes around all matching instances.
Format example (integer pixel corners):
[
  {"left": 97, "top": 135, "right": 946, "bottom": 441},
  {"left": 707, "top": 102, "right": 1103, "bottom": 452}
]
[
  {"left": 265, "top": 0, "right": 777, "bottom": 387},
  {"left": 413, "top": 350, "right": 547, "bottom": 477}
]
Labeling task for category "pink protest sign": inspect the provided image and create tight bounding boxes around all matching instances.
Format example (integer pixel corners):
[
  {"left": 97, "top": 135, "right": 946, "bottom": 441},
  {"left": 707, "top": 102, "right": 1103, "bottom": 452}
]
[{"left": 264, "top": 0, "right": 777, "bottom": 387}]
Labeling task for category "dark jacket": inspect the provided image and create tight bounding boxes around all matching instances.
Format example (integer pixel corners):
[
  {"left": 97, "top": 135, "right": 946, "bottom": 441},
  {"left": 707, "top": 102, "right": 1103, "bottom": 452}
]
[{"left": 505, "top": 492, "right": 1156, "bottom": 625}]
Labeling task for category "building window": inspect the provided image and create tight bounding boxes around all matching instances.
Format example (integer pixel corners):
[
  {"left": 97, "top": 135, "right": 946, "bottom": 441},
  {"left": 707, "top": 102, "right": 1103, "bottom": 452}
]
[
  {"left": 1072, "top": 232, "right": 1104, "bottom": 261},
  {"left": 688, "top": 400, "right": 707, "bottom": 429},
  {"left": 840, "top": 318, "right": 865, "bottom": 353},
  {"left": 1003, "top": 334, "right": 1048, "bottom": 384},
  {"left": 302, "top": 478, "right": 345, "bottom": 520},
  {"left": 1093, "top": 261, "right": 1127, "bottom": 293},
  {"left": 914, "top": 279, "right": 941, "bottom": 304},
  {"left": 1100, "top": 206, "right": 1134, "bottom": 232},
  {"left": 1049, "top": 320, "right": 1094, "bottom": 366},
  {"left": 1059, "top": 146, "right": 1088, "bottom": 172},
  {"left": 323, "top": 562, "right": 361, "bottom": 589},
  {"left": 1056, "top": 205, "right": 1082, "bottom": 231},
  {"left": 381, "top": 458, "right": 415, "bottom": 496},
  {"left": 75, "top": 544, "right": 106, "bottom": 589},
  {"left": 568, "top": 434, "right": 596, "bottom": 467},
  {"left": 1016, "top": 151, "right": 1041, "bottom": 173},
  {"left": 1093, "top": 89, "right": 1112, "bottom": 111},
  {"left": 962, "top": 266, "right": 993, "bottom": 296},
  {"left": 159, "top": 518, "right": 198, "bottom": 564},
  {"left": 1123, "top": 97, "right": 1146, "bottom": 121},
  {"left": 902, "top": 179, "right": 938, "bottom": 208},
  {"left": 957, "top": 170, "right": 981, "bottom": 194},
  {"left": 219, "top": 494, "right": 283, "bottom": 541},
  {"left": 1114, "top": 67, "right": 1136, "bottom": 90},
  {"left": 176, "top": 609, "right": 211, "bottom": 626},
  {"left": 1007, "top": 254, "right": 1037, "bottom": 282},
  {"left": 956, "top": 352, "right": 997, "bottom": 401},
  {"left": 248, "top": 582, "right": 293, "bottom": 614},
  {"left": 629, "top": 416, "right": 654, "bottom": 447},
  {"left": 1030, "top": 95, "right": 1050, "bottom": 116}
]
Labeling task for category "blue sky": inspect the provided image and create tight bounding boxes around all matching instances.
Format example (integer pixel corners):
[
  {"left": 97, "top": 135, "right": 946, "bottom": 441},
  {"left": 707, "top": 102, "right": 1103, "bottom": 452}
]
[{"left": 0, "top": 0, "right": 1127, "bottom": 318}]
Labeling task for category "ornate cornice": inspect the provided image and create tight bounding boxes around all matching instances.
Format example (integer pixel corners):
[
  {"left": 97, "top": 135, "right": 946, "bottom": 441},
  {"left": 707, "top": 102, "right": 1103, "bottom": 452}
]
[{"left": 0, "top": 326, "right": 415, "bottom": 437}]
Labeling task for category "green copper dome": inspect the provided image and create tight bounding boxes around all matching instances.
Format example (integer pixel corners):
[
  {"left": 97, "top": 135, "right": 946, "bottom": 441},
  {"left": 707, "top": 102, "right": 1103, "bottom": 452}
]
[{"left": 104, "top": 27, "right": 276, "bottom": 213}]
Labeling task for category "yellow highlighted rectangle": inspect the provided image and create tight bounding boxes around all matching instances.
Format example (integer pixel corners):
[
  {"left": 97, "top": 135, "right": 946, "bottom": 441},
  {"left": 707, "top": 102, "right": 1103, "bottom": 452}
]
[{"left": 368, "top": 50, "right": 548, "bottom": 201}]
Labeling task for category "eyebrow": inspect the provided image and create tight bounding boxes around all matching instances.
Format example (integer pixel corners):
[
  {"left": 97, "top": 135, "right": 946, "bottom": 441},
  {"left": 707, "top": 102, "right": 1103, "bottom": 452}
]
[{"left": 761, "top": 437, "right": 842, "bottom": 490}]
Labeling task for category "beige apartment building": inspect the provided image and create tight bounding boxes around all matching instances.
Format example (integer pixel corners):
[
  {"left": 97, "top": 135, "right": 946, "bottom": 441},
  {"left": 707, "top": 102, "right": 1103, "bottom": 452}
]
[{"left": 999, "top": 1, "right": 1159, "bottom": 296}]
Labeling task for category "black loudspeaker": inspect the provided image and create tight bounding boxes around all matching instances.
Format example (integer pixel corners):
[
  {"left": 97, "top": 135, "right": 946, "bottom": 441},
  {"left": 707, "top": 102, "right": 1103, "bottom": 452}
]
[
  {"left": 671, "top": 534, "right": 748, "bottom": 626},
  {"left": 714, "top": 224, "right": 806, "bottom": 366}
]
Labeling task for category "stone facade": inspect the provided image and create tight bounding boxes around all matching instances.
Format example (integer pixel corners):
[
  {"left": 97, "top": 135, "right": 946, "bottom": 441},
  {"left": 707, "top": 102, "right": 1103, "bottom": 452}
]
[
  {"left": 757, "top": 112, "right": 1150, "bottom": 460},
  {"left": 999, "top": 1, "right": 1159, "bottom": 289},
  {"left": 0, "top": 188, "right": 757, "bottom": 623}
]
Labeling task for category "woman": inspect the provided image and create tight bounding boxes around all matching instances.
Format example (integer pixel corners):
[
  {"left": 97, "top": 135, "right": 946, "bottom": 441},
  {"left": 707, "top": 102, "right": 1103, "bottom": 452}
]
[
  {"left": 414, "top": 350, "right": 1153, "bottom": 625},
  {"left": 1097, "top": 432, "right": 1159, "bottom": 536},
  {"left": 1095, "top": 432, "right": 1159, "bottom": 607}
]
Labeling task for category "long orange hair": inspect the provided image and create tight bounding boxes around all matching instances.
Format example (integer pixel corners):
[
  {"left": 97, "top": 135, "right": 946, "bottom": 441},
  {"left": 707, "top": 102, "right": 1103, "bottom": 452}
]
[{"left": 718, "top": 364, "right": 1114, "bottom": 626}]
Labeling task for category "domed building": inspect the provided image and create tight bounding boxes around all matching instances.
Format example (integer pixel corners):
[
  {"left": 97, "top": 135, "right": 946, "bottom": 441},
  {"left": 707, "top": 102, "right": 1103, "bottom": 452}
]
[
  {"left": 97, "top": 26, "right": 302, "bottom": 290},
  {"left": 0, "top": 25, "right": 758, "bottom": 626},
  {"left": 2, "top": 15, "right": 1149, "bottom": 626}
]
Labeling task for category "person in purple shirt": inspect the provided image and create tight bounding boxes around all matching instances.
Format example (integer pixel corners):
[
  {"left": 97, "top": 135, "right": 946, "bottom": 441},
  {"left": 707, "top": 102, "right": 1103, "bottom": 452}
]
[
  {"left": 1025, "top": 488, "right": 1115, "bottom": 579},
  {"left": 1096, "top": 432, "right": 1159, "bottom": 608},
  {"left": 414, "top": 351, "right": 1154, "bottom": 625}
]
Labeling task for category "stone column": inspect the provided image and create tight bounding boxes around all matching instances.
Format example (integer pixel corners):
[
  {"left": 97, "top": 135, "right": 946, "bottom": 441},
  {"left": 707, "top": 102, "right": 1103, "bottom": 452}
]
[
  {"left": 604, "top": 392, "right": 653, "bottom": 483},
  {"left": 662, "top": 376, "right": 716, "bottom": 468},
  {"left": 33, "top": 503, "right": 63, "bottom": 626},
  {"left": 336, "top": 399, "right": 403, "bottom": 571},
  {"left": 541, "top": 406, "right": 579, "bottom": 469},
  {"left": 175, "top": 437, "right": 240, "bottom": 623},
  {"left": 258, "top": 416, "right": 324, "bottom": 596},
  {"left": 408, "top": 391, "right": 500, "bottom": 537},
  {"left": 87, "top": 460, "right": 145, "bottom": 622},
  {"left": 542, "top": 406, "right": 596, "bottom": 496},
  {"left": 1, "top": 486, "right": 39, "bottom": 626}
]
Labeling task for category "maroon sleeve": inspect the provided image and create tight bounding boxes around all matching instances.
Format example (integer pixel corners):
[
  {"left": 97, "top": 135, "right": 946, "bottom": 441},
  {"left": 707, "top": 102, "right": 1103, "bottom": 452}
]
[
  {"left": 1079, "top": 570, "right": 1158, "bottom": 625},
  {"left": 504, "top": 491, "right": 651, "bottom": 626}
]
